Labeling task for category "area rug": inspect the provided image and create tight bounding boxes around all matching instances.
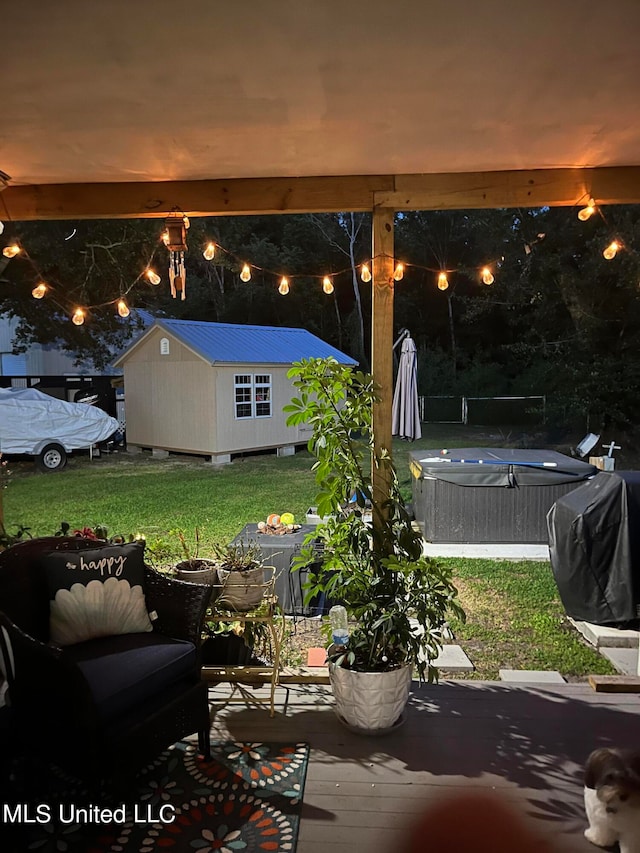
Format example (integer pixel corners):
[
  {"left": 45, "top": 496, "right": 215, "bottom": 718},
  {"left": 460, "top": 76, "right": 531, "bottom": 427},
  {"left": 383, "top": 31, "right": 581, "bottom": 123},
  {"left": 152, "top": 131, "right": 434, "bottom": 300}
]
[{"left": 10, "top": 741, "right": 309, "bottom": 852}]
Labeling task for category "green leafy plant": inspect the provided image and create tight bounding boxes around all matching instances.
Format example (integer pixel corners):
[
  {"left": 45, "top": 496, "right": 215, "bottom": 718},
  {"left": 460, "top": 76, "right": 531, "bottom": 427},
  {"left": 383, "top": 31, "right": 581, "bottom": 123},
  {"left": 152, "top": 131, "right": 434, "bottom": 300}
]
[
  {"left": 0, "top": 524, "right": 32, "bottom": 549},
  {"left": 285, "top": 357, "right": 465, "bottom": 682},
  {"left": 169, "top": 527, "right": 218, "bottom": 570},
  {"left": 212, "top": 540, "right": 263, "bottom": 572}
]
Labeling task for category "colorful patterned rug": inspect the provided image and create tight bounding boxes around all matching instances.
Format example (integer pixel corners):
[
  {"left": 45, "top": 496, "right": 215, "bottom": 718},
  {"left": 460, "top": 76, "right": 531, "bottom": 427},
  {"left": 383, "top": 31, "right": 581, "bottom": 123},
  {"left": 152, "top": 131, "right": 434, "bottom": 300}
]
[{"left": 8, "top": 741, "right": 309, "bottom": 852}]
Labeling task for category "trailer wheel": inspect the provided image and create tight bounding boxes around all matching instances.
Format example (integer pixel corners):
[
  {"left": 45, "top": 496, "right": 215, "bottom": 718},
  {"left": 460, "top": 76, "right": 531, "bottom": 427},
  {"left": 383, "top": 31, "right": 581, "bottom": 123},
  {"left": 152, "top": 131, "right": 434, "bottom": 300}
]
[{"left": 37, "top": 443, "right": 67, "bottom": 471}]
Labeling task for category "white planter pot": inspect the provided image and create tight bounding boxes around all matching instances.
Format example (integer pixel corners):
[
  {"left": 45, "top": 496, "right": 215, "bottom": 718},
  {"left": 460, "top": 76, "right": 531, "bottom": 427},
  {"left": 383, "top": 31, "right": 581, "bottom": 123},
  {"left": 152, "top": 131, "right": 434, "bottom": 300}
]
[
  {"left": 217, "top": 565, "right": 267, "bottom": 611},
  {"left": 328, "top": 662, "right": 413, "bottom": 732}
]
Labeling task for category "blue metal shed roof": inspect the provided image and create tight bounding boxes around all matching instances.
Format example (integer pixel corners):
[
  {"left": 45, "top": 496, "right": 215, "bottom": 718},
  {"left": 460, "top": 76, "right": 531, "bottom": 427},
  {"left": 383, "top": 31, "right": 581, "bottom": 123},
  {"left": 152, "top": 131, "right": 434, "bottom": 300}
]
[{"left": 153, "top": 320, "right": 357, "bottom": 365}]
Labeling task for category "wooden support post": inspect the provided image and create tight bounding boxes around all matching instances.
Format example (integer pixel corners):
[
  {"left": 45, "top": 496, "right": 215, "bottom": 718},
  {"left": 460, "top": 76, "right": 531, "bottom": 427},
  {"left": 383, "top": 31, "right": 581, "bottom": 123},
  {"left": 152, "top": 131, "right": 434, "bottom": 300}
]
[{"left": 371, "top": 207, "right": 395, "bottom": 531}]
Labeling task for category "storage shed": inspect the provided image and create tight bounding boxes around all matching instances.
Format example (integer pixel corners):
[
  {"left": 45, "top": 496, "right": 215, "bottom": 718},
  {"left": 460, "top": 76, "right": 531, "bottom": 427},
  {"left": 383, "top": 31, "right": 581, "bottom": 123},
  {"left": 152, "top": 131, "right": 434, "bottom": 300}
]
[{"left": 112, "top": 320, "right": 356, "bottom": 464}]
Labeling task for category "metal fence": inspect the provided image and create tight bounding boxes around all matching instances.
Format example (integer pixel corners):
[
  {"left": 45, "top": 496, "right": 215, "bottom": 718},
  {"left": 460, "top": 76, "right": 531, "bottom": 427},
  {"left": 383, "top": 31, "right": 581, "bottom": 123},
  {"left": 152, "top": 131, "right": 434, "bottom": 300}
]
[{"left": 419, "top": 395, "right": 546, "bottom": 426}]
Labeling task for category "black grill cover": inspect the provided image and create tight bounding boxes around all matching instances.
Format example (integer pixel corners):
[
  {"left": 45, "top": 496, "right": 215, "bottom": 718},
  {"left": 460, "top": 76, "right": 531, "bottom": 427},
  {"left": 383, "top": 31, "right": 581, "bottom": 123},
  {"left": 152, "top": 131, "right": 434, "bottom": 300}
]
[{"left": 547, "top": 471, "right": 640, "bottom": 626}]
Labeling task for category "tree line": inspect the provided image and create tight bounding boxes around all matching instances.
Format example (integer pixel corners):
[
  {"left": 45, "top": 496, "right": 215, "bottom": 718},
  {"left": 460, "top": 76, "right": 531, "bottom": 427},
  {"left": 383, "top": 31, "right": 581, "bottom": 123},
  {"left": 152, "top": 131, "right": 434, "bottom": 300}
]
[{"left": 2, "top": 206, "right": 640, "bottom": 432}]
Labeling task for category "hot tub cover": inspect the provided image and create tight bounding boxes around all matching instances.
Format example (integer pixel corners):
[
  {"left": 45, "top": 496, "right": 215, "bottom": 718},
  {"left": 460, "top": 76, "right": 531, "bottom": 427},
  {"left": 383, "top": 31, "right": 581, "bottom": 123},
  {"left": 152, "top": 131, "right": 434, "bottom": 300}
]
[
  {"left": 547, "top": 471, "right": 640, "bottom": 626},
  {"left": 410, "top": 448, "right": 597, "bottom": 487}
]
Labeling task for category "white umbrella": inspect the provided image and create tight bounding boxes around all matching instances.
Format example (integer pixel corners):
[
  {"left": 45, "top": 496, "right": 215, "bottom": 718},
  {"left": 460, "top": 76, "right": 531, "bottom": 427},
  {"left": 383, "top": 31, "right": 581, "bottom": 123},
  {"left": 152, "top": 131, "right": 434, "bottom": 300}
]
[{"left": 392, "top": 335, "right": 422, "bottom": 441}]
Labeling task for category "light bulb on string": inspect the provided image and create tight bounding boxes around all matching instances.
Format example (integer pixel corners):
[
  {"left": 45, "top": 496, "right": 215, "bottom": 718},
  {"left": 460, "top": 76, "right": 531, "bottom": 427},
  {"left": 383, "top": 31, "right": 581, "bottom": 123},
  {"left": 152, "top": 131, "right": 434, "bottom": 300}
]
[
  {"left": 31, "top": 282, "right": 47, "bottom": 299},
  {"left": 0, "top": 221, "right": 4, "bottom": 235},
  {"left": 72, "top": 308, "right": 86, "bottom": 326},
  {"left": 240, "top": 264, "right": 251, "bottom": 282},
  {"left": 161, "top": 230, "right": 170, "bottom": 246},
  {"left": 2, "top": 244, "right": 20, "bottom": 259},
  {"left": 360, "top": 263, "right": 372, "bottom": 283},
  {"left": 322, "top": 275, "right": 334, "bottom": 295},
  {"left": 603, "top": 240, "right": 620, "bottom": 260},
  {"left": 578, "top": 198, "right": 596, "bottom": 221},
  {"left": 146, "top": 268, "right": 161, "bottom": 285},
  {"left": 203, "top": 242, "right": 216, "bottom": 261},
  {"left": 182, "top": 216, "right": 190, "bottom": 229},
  {"left": 437, "top": 272, "right": 449, "bottom": 291},
  {"left": 481, "top": 266, "right": 494, "bottom": 285},
  {"left": 279, "top": 276, "right": 290, "bottom": 296},
  {"left": 393, "top": 263, "right": 404, "bottom": 281},
  {"left": 117, "top": 299, "right": 130, "bottom": 318}
]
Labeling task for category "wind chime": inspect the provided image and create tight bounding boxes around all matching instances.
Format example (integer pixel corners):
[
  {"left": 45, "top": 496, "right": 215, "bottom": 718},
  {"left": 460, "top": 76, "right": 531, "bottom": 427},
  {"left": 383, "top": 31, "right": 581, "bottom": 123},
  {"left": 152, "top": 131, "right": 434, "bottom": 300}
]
[{"left": 164, "top": 214, "right": 189, "bottom": 300}]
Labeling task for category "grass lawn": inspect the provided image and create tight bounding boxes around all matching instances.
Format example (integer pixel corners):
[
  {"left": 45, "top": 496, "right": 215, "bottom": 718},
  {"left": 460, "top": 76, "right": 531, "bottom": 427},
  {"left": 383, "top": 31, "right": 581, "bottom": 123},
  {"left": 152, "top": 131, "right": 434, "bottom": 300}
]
[
  {"left": 446, "top": 558, "right": 614, "bottom": 680},
  {"left": 1, "top": 430, "right": 616, "bottom": 680}
]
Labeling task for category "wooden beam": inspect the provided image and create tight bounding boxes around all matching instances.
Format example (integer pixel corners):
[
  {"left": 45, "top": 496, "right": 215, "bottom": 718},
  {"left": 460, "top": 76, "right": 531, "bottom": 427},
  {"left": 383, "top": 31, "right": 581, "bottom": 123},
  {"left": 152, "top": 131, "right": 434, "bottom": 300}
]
[
  {"left": 4, "top": 166, "right": 640, "bottom": 221},
  {"left": 1, "top": 175, "right": 394, "bottom": 221},
  {"left": 588, "top": 675, "right": 640, "bottom": 693},
  {"left": 375, "top": 166, "right": 640, "bottom": 211},
  {"left": 371, "top": 207, "right": 394, "bottom": 531}
]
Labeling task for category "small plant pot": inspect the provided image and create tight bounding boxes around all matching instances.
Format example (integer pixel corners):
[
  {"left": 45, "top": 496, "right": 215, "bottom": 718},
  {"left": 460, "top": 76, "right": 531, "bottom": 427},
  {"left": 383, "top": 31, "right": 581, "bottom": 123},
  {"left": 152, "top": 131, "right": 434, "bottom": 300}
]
[
  {"left": 201, "top": 633, "right": 255, "bottom": 665},
  {"left": 328, "top": 662, "right": 413, "bottom": 732},
  {"left": 175, "top": 559, "right": 219, "bottom": 587},
  {"left": 217, "top": 564, "right": 266, "bottom": 611}
]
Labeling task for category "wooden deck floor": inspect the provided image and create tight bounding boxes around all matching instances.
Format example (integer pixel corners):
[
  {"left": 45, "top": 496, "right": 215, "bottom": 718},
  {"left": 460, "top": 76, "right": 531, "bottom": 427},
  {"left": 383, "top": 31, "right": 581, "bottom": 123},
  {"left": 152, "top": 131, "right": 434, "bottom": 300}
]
[{"left": 207, "top": 679, "right": 640, "bottom": 853}]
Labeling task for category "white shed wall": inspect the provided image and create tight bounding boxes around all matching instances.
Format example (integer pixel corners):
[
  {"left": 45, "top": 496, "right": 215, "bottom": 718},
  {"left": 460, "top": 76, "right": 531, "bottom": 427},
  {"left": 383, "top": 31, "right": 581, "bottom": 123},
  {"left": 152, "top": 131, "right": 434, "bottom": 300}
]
[
  {"left": 122, "top": 329, "right": 216, "bottom": 453},
  {"left": 215, "top": 365, "right": 311, "bottom": 454},
  {"left": 120, "top": 327, "right": 316, "bottom": 456}
]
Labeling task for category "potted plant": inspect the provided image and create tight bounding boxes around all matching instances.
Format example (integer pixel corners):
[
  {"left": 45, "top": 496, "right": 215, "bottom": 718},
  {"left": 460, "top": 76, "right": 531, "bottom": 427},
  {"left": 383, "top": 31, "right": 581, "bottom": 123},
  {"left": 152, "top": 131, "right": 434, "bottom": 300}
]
[
  {"left": 205, "top": 542, "right": 278, "bottom": 668},
  {"left": 173, "top": 527, "right": 219, "bottom": 585},
  {"left": 285, "top": 357, "right": 464, "bottom": 733},
  {"left": 213, "top": 541, "right": 271, "bottom": 611}
]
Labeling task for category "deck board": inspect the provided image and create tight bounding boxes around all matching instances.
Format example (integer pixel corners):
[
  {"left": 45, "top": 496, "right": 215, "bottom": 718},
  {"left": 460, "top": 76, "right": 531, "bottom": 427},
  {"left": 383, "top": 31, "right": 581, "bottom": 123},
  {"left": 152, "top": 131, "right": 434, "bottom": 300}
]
[{"left": 207, "top": 679, "right": 640, "bottom": 852}]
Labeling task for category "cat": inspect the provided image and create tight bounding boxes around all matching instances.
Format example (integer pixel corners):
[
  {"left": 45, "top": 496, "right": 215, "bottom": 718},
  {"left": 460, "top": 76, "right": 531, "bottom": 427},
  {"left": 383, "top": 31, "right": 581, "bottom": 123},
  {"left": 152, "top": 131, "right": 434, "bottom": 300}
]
[{"left": 584, "top": 747, "right": 640, "bottom": 852}]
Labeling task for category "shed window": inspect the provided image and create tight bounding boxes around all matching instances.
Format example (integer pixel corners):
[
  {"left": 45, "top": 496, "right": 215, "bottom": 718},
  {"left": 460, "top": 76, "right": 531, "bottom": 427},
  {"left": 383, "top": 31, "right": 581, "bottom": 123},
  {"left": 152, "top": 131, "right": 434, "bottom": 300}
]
[
  {"left": 234, "top": 374, "right": 272, "bottom": 419},
  {"left": 160, "top": 337, "right": 170, "bottom": 356}
]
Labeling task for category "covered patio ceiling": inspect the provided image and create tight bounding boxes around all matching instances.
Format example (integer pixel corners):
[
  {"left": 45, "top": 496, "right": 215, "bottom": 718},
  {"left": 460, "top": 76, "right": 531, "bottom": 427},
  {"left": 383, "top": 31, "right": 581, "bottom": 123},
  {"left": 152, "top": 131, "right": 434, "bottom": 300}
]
[{"left": 3, "top": 0, "right": 640, "bottom": 218}]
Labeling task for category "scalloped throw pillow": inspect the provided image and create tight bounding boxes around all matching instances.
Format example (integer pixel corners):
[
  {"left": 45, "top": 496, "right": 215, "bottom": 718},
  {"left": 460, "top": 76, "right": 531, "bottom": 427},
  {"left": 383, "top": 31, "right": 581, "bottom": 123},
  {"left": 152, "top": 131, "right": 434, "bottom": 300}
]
[{"left": 44, "top": 541, "right": 154, "bottom": 646}]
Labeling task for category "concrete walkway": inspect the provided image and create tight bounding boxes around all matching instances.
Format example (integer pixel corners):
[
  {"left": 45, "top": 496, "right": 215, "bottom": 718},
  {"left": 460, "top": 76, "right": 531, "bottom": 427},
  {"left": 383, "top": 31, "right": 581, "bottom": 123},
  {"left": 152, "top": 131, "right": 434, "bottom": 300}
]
[
  {"left": 422, "top": 541, "right": 550, "bottom": 560},
  {"left": 572, "top": 619, "right": 640, "bottom": 676}
]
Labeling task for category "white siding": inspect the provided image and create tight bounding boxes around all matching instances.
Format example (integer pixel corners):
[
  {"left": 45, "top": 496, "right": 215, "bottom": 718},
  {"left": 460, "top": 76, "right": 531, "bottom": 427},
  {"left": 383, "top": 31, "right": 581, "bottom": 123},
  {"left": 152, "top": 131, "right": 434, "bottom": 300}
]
[{"left": 122, "top": 328, "right": 216, "bottom": 452}]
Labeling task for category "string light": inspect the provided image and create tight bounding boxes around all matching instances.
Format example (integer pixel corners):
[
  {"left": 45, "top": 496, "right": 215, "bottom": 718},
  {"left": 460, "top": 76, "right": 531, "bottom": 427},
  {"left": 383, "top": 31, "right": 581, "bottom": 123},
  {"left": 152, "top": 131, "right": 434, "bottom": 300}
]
[
  {"left": 481, "top": 266, "right": 494, "bottom": 285},
  {"left": 117, "top": 299, "right": 130, "bottom": 318},
  {"left": 578, "top": 198, "right": 597, "bottom": 221},
  {"left": 6, "top": 201, "right": 639, "bottom": 318},
  {"left": 0, "top": 221, "right": 4, "bottom": 235},
  {"left": 603, "top": 240, "right": 620, "bottom": 260},
  {"left": 437, "top": 272, "right": 449, "bottom": 291}
]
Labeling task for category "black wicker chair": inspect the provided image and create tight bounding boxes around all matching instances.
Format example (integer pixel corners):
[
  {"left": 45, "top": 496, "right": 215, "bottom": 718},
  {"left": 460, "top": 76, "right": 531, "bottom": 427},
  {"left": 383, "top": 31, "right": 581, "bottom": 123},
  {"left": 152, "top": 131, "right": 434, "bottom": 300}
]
[{"left": 0, "top": 536, "right": 213, "bottom": 788}]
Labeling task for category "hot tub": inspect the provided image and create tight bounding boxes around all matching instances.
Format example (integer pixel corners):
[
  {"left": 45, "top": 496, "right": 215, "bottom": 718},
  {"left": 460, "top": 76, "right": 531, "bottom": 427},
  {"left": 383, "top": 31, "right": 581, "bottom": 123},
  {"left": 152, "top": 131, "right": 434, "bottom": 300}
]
[{"left": 409, "top": 448, "right": 598, "bottom": 544}]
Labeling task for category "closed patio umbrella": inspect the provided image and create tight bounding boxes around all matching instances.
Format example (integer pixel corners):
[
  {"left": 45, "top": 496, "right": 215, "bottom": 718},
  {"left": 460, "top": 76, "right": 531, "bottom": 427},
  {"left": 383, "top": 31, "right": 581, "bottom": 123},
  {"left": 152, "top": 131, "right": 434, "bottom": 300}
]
[{"left": 392, "top": 334, "right": 422, "bottom": 441}]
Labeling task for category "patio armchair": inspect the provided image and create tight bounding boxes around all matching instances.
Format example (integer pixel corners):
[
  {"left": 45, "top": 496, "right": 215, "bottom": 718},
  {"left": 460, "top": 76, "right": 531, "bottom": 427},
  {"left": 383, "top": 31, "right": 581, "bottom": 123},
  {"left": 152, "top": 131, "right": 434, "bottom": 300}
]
[{"left": 0, "top": 536, "right": 213, "bottom": 789}]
